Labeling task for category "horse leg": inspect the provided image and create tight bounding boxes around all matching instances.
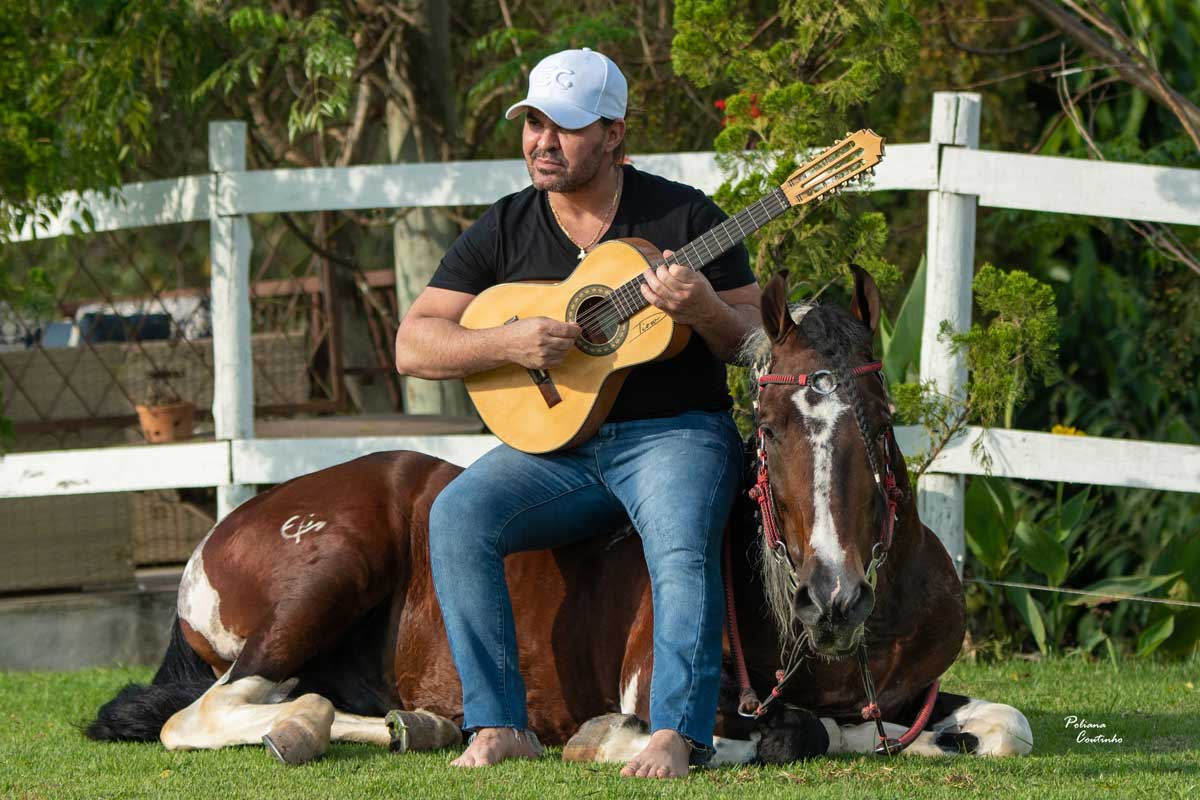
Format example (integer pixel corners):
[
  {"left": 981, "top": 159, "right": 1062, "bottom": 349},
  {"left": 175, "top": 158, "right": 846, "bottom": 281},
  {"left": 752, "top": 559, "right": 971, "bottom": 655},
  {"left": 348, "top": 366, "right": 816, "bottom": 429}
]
[
  {"left": 160, "top": 670, "right": 335, "bottom": 763},
  {"left": 821, "top": 692, "right": 1033, "bottom": 757},
  {"left": 921, "top": 693, "right": 1033, "bottom": 756},
  {"left": 330, "top": 709, "right": 461, "bottom": 752}
]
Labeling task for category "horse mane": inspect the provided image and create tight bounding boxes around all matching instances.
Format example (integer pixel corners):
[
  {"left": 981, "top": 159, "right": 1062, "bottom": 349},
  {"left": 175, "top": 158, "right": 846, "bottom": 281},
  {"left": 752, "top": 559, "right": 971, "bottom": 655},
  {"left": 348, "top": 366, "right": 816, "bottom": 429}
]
[{"left": 736, "top": 302, "right": 871, "bottom": 390}]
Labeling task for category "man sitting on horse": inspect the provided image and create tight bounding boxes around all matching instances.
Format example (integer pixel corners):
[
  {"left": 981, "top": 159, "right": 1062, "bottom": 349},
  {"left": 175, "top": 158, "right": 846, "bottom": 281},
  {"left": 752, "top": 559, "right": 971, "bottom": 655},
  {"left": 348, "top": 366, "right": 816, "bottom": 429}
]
[{"left": 394, "top": 47, "right": 761, "bottom": 779}]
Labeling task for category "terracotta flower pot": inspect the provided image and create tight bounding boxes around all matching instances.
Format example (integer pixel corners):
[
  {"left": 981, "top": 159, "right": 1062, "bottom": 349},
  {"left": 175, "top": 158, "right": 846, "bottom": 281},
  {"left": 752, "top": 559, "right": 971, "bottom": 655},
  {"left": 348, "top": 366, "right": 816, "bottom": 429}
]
[{"left": 136, "top": 402, "right": 195, "bottom": 443}]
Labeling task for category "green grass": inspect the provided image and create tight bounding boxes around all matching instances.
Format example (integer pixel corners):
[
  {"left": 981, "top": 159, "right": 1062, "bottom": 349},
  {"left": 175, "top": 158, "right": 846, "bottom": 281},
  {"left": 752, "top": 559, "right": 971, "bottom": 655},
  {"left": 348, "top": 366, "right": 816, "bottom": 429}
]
[{"left": 1, "top": 657, "right": 1197, "bottom": 799}]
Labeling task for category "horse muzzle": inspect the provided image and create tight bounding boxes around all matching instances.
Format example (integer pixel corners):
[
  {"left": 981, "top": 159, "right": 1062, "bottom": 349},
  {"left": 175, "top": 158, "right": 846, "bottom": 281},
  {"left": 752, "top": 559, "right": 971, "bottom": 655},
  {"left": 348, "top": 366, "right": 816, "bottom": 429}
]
[{"left": 793, "top": 569, "right": 875, "bottom": 655}]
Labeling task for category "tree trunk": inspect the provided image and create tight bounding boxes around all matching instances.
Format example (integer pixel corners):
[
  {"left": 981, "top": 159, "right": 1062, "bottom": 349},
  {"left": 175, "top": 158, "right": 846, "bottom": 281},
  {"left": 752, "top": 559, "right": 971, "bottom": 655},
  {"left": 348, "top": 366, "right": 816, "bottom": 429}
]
[{"left": 387, "top": 0, "right": 475, "bottom": 417}]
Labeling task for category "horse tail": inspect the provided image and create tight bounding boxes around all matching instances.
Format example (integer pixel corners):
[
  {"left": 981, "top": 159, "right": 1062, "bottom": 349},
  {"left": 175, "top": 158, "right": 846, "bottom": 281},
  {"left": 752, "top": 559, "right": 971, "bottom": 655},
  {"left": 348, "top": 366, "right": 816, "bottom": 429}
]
[{"left": 85, "top": 616, "right": 215, "bottom": 742}]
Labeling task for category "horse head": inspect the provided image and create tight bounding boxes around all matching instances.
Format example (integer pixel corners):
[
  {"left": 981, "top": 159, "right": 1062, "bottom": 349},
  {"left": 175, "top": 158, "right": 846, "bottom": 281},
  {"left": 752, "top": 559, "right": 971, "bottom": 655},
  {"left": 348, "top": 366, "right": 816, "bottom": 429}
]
[{"left": 742, "top": 265, "right": 904, "bottom": 659}]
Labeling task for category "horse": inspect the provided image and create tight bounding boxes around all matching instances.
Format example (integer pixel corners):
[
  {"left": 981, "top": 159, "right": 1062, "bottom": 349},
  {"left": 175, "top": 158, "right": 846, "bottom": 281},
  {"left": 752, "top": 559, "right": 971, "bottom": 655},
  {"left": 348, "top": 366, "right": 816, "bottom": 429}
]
[{"left": 86, "top": 267, "right": 1032, "bottom": 765}]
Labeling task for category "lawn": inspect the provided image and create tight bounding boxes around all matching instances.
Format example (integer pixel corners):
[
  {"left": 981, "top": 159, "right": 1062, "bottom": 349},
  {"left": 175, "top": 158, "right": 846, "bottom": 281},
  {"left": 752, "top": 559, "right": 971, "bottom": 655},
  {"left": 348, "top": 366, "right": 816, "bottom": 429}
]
[{"left": 1, "top": 657, "right": 1196, "bottom": 799}]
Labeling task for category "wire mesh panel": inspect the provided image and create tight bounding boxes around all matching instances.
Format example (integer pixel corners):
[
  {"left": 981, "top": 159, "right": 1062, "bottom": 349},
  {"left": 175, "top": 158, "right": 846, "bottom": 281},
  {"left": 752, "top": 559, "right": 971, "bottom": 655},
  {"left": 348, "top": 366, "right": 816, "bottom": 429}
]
[
  {"left": 0, "top": 493, "right": 133, "bottom": 592},
  {"left": 1, "top": 223, "right": 214, "bottom": 451}
]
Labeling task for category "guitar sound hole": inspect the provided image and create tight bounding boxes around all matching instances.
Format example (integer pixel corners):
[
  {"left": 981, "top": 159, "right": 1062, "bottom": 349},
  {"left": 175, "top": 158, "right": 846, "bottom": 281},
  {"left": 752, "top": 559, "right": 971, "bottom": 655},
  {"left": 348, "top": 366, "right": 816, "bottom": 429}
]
[{"left": 577, "top": 296, "right": 619, "bottom": 345}]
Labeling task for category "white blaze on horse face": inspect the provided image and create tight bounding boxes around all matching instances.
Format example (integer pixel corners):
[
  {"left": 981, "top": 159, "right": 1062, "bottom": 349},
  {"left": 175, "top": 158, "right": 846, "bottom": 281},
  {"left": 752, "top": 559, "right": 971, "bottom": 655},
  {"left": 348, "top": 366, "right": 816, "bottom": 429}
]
[
  {"left": 178, "top": 529, "right": 245, "bottom": 662},
  {"left": 791, "top": 387, "right": 850, "bottom": 568}
]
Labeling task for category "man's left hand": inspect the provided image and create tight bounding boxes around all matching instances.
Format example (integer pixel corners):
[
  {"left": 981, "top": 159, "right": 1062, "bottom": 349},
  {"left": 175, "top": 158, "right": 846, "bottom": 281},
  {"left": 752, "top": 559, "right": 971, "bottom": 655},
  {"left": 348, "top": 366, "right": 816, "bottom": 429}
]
[{"left": 640, "top": 250, "right": 718, "bottom": 327}]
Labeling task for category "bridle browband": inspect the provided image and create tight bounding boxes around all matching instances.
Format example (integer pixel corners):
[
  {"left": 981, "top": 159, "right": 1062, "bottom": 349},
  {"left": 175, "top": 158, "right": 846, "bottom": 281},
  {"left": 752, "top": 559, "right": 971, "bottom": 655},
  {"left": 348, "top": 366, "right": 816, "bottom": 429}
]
[{"left": 725, "top": 356, "right": 937, "bottom": 756}]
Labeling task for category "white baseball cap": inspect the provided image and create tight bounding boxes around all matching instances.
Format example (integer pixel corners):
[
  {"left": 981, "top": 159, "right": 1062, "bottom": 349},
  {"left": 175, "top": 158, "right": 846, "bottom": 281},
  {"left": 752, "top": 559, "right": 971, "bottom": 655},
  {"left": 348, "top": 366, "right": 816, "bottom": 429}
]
[{"left": 505, "top": 48, "right": 627, "bottom": 130}]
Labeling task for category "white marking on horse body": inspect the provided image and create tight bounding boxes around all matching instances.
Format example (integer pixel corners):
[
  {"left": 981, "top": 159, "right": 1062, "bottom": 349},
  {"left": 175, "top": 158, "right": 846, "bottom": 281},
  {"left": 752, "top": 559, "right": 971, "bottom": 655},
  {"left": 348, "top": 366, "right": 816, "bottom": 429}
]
[
  {"left": 161, "top": 675, "right": 335, "bottom": 751},
  {"left": 791, "top": 389, "right": 849, "bottom": 568},
  {"left": 178, "top": 529, "right": 245, "bottom": 662},
  {"left": 280, "top": 513, "right": 327, "bottom": 544},
  {"left": 710, "top": 734, "right": 761, "bottom": 766},
  {"left": 821, "top": 696, "right": 1033, "bottom": 757},
  {"left": 823, "top": 718, "right": 945, "bottom": 756},
  {"left": 930, "top": 697, "right": 1034, "bottom": 756},
  {"left": 619, "top": 670, "right": 641, "bottom": 715}
]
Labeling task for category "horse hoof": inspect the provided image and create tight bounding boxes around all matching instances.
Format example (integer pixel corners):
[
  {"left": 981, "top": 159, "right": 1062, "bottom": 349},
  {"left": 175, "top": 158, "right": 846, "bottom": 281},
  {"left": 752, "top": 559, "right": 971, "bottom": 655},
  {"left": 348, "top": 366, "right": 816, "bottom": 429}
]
[
  {"left": 385, "top": 709, "right": 462, "bottom": 753},
  {"left": 262, "top": 718, "right": 329, "bottom": 765}
]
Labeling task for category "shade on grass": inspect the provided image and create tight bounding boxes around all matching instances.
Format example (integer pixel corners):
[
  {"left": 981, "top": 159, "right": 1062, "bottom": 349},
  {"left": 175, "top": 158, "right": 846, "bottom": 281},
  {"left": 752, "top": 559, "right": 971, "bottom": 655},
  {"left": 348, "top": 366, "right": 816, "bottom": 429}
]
[{"left": 1, "top": 657, "right": 1196, "bottom": 799}]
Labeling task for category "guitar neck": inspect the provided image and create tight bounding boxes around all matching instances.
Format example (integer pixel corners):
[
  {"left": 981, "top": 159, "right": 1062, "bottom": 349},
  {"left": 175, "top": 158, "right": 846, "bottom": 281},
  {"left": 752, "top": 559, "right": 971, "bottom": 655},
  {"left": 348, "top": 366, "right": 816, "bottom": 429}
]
[{"left": 610, "top": 188, "right": 791, "bottom": 316}]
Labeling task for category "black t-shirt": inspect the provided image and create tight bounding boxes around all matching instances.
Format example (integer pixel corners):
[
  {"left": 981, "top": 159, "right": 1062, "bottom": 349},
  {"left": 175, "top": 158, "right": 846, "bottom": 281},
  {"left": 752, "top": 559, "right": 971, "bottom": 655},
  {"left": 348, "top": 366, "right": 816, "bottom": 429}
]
[{"left": 429, "top": 164, "right": 756, "bottom": 423}]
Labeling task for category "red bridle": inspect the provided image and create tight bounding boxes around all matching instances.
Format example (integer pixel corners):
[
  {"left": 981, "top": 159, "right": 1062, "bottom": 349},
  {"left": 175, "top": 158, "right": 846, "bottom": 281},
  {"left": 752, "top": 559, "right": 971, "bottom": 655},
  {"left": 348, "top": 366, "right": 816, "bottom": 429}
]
[
  {"left": 750, "top": 361, "right": 902, "bottom": 575},
  {"left": 725, "top": 358, "right": 937, "bottom": 756}
]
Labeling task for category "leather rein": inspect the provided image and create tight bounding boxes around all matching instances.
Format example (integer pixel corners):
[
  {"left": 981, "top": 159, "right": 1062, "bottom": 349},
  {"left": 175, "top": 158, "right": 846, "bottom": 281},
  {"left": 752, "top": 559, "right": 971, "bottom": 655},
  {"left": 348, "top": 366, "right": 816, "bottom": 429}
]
[{"left": 723, "top": 359, "right": 939, "bottom": 756}]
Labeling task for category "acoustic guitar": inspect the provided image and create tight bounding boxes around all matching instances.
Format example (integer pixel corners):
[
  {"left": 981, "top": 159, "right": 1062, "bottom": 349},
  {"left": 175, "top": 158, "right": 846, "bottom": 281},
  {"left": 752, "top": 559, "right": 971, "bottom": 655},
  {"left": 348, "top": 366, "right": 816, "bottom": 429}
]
[{"left": 460, "top": 129, "right": 885, "bottom": 453}]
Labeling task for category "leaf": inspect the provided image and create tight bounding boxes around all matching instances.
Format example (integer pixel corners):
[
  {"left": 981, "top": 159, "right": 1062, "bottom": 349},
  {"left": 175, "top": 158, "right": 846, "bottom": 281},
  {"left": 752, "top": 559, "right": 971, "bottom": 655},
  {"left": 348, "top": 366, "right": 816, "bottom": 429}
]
[
  {"left": 1055, "top": 486, "right": 1092, "bottom": 542},
  {"left": 1006, "top": 586, "right": 1047, "bottom": 654},
  {"left": 1066, "top": 573, "right": 1183, "bottom": 607},
  {"left": 964, "top": 477, "right": 1010, "bottom": 576},
  {"left": 1013, "top": 519, "right": 1069, "bottom": 586},
  {"left": 1136, "top": 615, "right": 1175, "bottom": 658},
  {"left": 1160, "top": 609, "right": 1200, "bottom": 658},
  {"left": 883, "top": 255, "right": 925, "bottom": 384}
]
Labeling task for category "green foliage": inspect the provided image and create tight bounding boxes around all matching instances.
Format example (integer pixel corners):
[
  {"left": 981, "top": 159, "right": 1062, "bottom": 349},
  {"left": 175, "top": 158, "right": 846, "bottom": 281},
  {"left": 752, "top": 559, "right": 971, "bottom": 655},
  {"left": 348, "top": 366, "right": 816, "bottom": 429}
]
[
  {"left": 673, "top": 0, "right": 915, "bottom": 292},
  {"left": 946, "top": 265, "right": 1060, "bottom": 429},
  {"left": 193, "top": 4, "right": 356, "bottom": 142},
  {"left": 0, "top": 0, "right": 221, "bottom": 239},
  {"left": 891, "top": 264, "right": 1060, "bottom": 477},
  {"left": 964, "top": 475, "right": 1200, "bottom": 660},
  {"left": 675, "top": 2, "right": 917, "bottom": 425}
]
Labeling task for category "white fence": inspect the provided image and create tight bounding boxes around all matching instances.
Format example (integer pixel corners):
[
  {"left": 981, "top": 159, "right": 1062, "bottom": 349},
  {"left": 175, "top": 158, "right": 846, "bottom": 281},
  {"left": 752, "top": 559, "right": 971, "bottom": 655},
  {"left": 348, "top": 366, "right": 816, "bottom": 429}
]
[{"left": 3, "top": 93, "right": 1199, "bottom": 573}]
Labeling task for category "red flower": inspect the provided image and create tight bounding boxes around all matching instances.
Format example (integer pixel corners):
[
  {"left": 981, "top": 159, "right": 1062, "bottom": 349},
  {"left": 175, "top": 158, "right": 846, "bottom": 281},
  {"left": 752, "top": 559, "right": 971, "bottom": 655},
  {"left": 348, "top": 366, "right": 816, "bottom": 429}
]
[
  {"left": 750, "top": 93, "right": 761, "bottom": 118},
  {"left": 714, "top": 99, "right": 726, "bottom": 111}
]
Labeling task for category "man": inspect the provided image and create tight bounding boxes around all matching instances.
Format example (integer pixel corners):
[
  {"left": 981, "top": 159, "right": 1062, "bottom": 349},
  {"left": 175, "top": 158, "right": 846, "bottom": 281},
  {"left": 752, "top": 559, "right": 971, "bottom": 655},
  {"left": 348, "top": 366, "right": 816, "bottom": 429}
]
[{"left": 394, "top": 47, "right": 761, "bottom": 779}]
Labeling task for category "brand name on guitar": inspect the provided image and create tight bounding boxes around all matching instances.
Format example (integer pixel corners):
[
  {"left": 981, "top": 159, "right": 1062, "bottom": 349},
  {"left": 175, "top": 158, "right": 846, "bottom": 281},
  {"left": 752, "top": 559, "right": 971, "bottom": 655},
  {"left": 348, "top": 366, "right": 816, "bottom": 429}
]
[{"left": 637, "top": 314, "right": 665, "bottom": 336}]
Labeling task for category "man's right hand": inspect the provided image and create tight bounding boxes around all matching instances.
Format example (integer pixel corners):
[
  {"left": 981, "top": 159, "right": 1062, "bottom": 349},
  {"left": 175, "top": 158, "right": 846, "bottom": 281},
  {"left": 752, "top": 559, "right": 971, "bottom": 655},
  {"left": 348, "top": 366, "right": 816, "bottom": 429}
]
[{"left": 505, "top": 317, "right": 582, "bottom": 369}]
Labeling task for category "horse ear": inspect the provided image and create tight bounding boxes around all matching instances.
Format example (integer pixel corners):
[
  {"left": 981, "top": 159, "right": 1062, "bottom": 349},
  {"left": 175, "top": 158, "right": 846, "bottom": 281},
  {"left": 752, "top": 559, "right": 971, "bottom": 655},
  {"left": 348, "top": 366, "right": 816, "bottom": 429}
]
[
  {"left": 761, "top": 271, "right": 796, "bottom": 344},
  {"left": 848, "top": 263, "right": 881, "bottom": 335}
]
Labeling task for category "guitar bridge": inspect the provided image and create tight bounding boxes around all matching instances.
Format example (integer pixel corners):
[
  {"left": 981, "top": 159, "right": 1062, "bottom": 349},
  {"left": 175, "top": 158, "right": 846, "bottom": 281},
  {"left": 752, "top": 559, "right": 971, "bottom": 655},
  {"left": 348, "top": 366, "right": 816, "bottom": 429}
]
[
  {"left": 505, "top": 315, "right": 563, "bottom": 408},
  {"left": 528, "top": 368, "right": 562, "bottom": 408}
]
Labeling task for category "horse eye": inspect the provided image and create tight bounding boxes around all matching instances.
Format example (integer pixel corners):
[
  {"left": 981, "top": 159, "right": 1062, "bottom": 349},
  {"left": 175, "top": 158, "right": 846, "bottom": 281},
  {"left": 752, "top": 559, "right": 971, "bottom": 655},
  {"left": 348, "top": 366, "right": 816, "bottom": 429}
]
[{"left": 760, "top": 425, "right": 776, "bottom": 441}]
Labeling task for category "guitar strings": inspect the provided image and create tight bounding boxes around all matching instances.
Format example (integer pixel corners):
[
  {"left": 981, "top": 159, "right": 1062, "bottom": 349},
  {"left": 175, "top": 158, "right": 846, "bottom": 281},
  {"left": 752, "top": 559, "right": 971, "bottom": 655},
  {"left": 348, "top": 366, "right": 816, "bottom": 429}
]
[
  {"left": 571, "top": 191, "right": 783, "bottom": 333},
  {"left": 570, "top": 156, "right": 864, "bottom": 337},
  {"left": 570, "top": 191, "right": 789, "bottom": 336}
]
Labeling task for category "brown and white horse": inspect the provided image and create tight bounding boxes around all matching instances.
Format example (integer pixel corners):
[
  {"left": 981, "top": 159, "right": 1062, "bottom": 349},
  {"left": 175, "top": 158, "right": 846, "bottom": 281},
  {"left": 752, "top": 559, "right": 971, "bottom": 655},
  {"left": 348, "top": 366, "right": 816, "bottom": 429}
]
[{"left": 87, "top": 268, "right": 1031, "bottom": 765}]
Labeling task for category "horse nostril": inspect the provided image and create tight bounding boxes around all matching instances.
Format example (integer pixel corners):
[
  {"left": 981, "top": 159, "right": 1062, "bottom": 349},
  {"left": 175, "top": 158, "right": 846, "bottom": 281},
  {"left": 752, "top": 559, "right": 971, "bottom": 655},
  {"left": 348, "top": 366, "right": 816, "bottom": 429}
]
[
  {"left": 837, "top": 580, "right": 875, "bottom": 625},
  {"left": 792, "top": 583, "right": 822, "bottom": 624}
]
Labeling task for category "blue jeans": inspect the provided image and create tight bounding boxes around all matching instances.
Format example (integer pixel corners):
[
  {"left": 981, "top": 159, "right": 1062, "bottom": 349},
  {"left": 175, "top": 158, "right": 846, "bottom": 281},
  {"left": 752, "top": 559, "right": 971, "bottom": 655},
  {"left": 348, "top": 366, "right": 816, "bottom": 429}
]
[{"left": 428, "top": 410, "right": 743, "bottom": 756}]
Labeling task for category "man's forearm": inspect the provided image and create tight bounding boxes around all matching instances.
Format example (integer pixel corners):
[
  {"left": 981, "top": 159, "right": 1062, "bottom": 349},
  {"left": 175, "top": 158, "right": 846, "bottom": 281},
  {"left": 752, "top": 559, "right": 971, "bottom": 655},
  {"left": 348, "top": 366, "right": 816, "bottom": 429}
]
[
  {"left": 394, "top": 318, "right": 512, "bottom": 379},
  {"left": 691, "top": 300, "right": 761, "bottom": 363}
]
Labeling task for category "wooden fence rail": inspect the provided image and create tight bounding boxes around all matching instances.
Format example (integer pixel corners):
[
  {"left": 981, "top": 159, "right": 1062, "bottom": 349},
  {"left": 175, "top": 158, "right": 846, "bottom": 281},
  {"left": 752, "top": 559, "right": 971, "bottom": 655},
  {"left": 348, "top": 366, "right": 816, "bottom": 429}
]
[{"left": 3, "top": 92, "right": 1199, "bottom": 575}]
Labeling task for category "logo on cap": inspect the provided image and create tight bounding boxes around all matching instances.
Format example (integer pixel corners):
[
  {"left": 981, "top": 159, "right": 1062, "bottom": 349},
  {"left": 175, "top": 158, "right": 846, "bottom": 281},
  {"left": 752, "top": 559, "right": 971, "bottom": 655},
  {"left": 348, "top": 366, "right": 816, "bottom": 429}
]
[{"left": 536, "top": 64, "right": 575, "bottom": 90}]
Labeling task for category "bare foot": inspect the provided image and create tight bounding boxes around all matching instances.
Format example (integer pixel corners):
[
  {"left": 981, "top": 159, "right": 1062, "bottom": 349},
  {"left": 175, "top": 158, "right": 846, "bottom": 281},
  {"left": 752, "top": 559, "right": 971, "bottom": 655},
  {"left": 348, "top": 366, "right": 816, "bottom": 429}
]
[
  {"left": 450, "top": 727, "right": 543, "bottom": 767},
  {"left": 619, "top": 729, "right": 691, "bottom": 779}
]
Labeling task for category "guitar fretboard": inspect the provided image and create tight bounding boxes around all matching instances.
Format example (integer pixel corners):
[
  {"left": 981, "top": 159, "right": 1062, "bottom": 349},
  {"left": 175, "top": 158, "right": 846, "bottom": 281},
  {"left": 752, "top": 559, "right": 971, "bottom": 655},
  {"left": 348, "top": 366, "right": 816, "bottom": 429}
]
[{"left": 603, "top": 188, "right": 791, "bottom": 321}]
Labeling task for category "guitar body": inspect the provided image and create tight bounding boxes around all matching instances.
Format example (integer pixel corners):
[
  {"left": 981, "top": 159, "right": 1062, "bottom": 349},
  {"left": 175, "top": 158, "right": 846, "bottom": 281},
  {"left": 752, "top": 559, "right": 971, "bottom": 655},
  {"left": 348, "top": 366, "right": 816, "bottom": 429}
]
[{"left": 460, "top": 237, "right": 690, "bottom": 453}]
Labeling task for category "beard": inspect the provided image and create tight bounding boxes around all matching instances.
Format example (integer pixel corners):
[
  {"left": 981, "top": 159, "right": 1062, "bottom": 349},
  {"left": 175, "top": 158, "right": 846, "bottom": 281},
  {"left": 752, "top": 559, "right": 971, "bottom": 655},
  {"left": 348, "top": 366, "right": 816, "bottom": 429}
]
[{"left": 526, "top": 140, "right": 607, "bottom": 193}]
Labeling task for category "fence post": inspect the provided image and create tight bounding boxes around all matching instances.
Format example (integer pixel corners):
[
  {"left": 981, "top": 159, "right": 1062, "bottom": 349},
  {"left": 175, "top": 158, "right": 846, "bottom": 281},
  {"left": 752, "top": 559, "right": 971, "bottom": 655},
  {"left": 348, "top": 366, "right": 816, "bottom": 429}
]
[
  {"left": 918, "top": 92, "right": 981, "bottom": 578},
  {"left": 209, "top": 121, "right": 256, "bottom": 520}
]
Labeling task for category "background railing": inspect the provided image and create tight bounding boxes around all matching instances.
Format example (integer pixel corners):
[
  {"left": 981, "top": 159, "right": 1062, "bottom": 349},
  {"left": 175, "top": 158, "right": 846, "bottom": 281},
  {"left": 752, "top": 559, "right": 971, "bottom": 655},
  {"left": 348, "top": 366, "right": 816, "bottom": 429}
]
[{"left": 3, "top": 93, "right": 1198, "bottom": 576}]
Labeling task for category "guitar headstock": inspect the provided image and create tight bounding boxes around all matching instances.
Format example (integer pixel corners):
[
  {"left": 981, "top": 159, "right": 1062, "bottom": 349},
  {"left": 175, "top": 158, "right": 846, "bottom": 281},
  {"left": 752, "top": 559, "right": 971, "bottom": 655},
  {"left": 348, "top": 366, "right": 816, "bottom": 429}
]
[{"left": 780, "top": 129, "right": 885, "bottom": 207}]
